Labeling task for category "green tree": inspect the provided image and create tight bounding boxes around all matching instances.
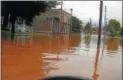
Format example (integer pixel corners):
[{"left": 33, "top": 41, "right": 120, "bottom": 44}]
[
  {"left": 1, "top": 1, "right": 59, "bottom": 34},
  {"left": 71, "top": 16, "right": 83, "bottom": 33},
  {"left": 83, "top": 18, "right": 92, "bottom": 34},
  {"left": 84, "top": 22, "right": 92, "bottom": 34},
  {"left": 107, "top": 19, "right": 121, "bottom": 37},
  {"left": 46, "top": 1, "right": 61, "bottom": 9}
]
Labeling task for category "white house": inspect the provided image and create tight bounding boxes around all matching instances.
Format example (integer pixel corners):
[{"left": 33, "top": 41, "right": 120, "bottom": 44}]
[{"left": 15, "top": 18, "right": 33, "bottom": 33}]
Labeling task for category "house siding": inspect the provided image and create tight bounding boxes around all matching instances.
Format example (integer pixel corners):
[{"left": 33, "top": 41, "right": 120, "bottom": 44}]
[{"left": 32, "top": 9, "right": 71, "bottom": 33}]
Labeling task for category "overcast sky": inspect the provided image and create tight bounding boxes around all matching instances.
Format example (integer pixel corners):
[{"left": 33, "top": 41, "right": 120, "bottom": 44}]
[{"left": 56, "top": 1, "right": 122, "bottom": 27}]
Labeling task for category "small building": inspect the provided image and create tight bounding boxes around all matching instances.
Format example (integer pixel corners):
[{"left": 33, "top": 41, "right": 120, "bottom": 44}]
[
  {"left": 92, "top": 27, "right": 105, "bottom": 35},
  {"left": 15, "top": 18, "right": 33, "bottom": 33},
  {"left": 1, "top": 15, "right": 33, "bottom": 33},
  {"left": 32, "top": 9, "right": 71, "bottom": 33},
  {"left": 92, "top": 27, "right": 99, "bottom": 34}
]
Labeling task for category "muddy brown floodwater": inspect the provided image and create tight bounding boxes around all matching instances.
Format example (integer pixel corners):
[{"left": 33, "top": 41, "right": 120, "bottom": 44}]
[{"left": 2, "top": 33, "right": 122, "bottom": 80}]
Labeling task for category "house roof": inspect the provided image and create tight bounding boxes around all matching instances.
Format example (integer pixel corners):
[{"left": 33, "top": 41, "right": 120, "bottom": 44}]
[{"left": 49, "top": 9, "right": 71, "bottom": 15}]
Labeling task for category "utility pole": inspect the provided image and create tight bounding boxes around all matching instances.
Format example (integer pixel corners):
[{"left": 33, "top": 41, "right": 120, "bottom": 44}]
[
  {"left": 92, "top": 2, "right": 103, "bottom": 78},
  {"left": 97, "top": 1, "right": 103, "bottom": 46},
  {"left": 70, "top": 8, "right": 73, "bottom": 33},
  {"left": 104, "top": 6, "right": 107, "bottom": 35},
  {"left": 103, "top": 5, "right": 107, "bottom": 46},
  {"left": 90, "top": 17, "right": 92, "bottom": 35},
  {"left": 90, "top": 17, "right": 92, "bottom": 25},
  {"left": 92, "top": 46, "right": 100, "bottom": 80}
]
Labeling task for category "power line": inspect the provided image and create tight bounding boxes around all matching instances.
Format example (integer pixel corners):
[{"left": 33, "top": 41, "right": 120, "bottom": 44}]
[
  {"left": 63, "top": 8, "right": 90, "bottom": 20},
  {"left": 63, "top": 8, "right": 88, "bottom": 15}
]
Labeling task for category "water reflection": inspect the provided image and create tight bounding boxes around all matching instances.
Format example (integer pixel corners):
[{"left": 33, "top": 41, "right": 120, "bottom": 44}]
[
  {"left": 2, "top": 33, "right": 81, "bottom": 80},
  {"left": 13, "top": 35, "right": 32, "bottom": 45},
  {"left": 2, "top": 34, "right": 122, "bottom": 80},
  {"left": 92, "top": 47, "right": 100, "bottom": 80},
  {"left": 83, "top": 35, "right": 91, "bottom": 49},
  {"left": 92, "top": 36, "right": 122, "bottom": 80},
  {"left": 105, "top": 37, "right": 120, "bottom": 56},
  {"left": 82, "top": 35, "right": 92, "bottom": 57}
]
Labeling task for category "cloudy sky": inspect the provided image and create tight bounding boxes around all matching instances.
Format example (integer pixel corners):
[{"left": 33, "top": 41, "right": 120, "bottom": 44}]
[{"left": 56, "top": 1, "right": 122, "bottom": 27}]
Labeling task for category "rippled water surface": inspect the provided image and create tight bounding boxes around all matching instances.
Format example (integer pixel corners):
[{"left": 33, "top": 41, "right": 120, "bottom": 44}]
[{"left": 2, "top": 33, "right": 122, "bottom": 80}]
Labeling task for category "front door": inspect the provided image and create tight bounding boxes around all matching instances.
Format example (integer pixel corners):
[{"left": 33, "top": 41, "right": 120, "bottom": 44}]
[{"left": 53, "top": 17, "right": 59, "bottom": 33}]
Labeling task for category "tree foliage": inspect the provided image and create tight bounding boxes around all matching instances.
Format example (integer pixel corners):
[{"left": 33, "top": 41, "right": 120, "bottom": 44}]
[
  {"left": 71, "top": 16, "right": 83, "bottom": 33},
  {"left": 107, "top": 19, "right": 121, "bottom": 37},
  {"left": 84, "top": 22, "right": 92, "bottom": 34},
  {"left": 46, "top": 1, "right": 61, "bottom": 9},
  {"left": 84, "top": 18, "right": 92, "bottom": 34},
  {"left": 1, "top": 1, "right": 59, "bottom": 34}
]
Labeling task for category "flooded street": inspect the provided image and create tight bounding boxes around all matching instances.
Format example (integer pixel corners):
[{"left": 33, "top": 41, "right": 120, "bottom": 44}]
[{"left": 2, "top": 33, "right": 122, "bottom": 80}]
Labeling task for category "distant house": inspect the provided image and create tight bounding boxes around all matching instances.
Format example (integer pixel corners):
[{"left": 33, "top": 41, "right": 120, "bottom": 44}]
[
  {"left": 15, "top": 18, "right": 33, "bottom": 33},
  {"left": 92, "top": 27, "right": 99, "bottom": 34},
  {"left": 92, "top": 27, "right": 104, "bottom": 35},
  {"left": 32, "top": 9, "right": 71, "bottom": 33},
  {"left": 1, "top": 15, "right": 33, "bottom": 33}
]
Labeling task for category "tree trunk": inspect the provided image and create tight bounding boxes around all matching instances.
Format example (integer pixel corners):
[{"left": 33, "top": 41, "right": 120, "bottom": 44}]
[
  {"left": 11, "top": 33, "right": 15, "bottom": 40},
  {"left": 11, "top": 19, "right": 15, "bottom": 35},
  {"left": 2, "top": 15, "right": 8, "bottom": 30}
]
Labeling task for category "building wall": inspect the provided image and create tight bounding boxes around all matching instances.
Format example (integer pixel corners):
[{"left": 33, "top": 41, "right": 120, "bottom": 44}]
[
  {"left": 59, "top": 10, "right": 71, "bottom": 33},
  {"left": 92, "top": 27, "right": 98, "bottom": 34},
  {"left": 32, "top": 15, "right": 52, "bottom": 33},
  {"left": 52, "top": 17, "right": 60, "bottom": 33},
  {"left": 92, "top": 27, "right": 104, "bottom": 35},
  {"left": 32, "top": 9, "right": 71, "bottom": 33},
  {"left": 61, "top": 11, "right": 71, "bottom": 25}
]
